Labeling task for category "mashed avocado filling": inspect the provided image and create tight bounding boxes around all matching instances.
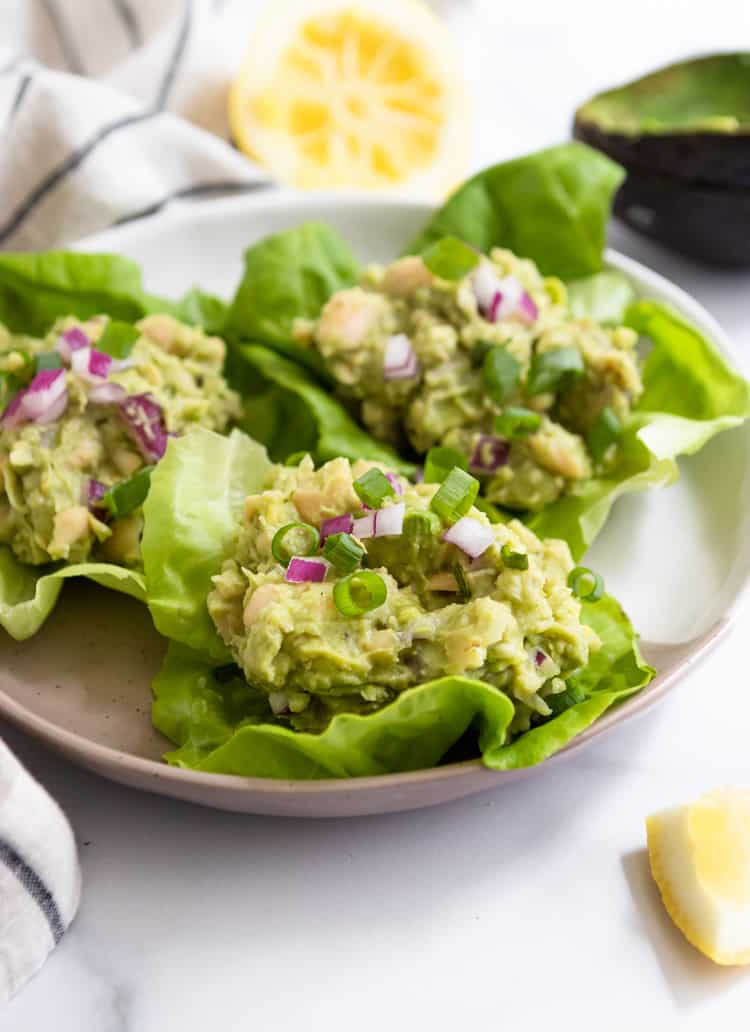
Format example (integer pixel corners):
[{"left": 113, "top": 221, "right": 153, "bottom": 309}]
[
  {"left": 207, "top": 455, "right": 600, "bottom": 733},
  {"left": 142, "top": 430, "right": 653, "bottom": 776},
  {"left": 0, "top": 314, "right": 241, "bottom": 567},
  {"left": 295, "top": 248, "right": 643, "bottom": 512}
]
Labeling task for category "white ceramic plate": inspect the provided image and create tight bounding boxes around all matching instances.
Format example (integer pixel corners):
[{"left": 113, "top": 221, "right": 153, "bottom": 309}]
[{"left": 1, "top": 192, "right": 748, "bottom": 817}]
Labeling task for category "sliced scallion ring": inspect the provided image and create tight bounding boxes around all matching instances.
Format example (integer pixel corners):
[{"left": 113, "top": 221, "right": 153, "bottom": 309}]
[
  {"left": 421, "top": 236, "right": 479, "bottom": 281},
  {"left": 101, "top": 465, "right": 154, "bottom": 518},
  {"left": 526, "top": 347, "right": 584, "bottom": 395},
  {"left": 403, "top": 510, "right": 441, "bottom": 541},
  {"left": 333, "top": 570, "right": 387, "bottom": 616},
  {"left": 424, "top": 446, "right": 467, "bottom": 484},
  {"left": 452, "top": 562, "right": 472, "bottom": 600},
  {"left": 271, "top": 521, "right": 320, "bottom": 565},
  {"left": 483, "top": 345, "right": 521, "bottom": 405},
  {"left": 321, "top": 532, "right": 365, "bottom": 574},
  {"left": 495, "top": 406, "right": 541, "bottom": 439},
  {"left": 501, "top": 543, "right": 529, "bottom": 570},
  {"left": 568, "top": 565, "right": 605, "bottom": 601},
  {"left": 586, "top": 406, "right": 622, "bottom": 461},
  {"left": 430, "top": 467, "right": 479, "bottom": 524},
  {"left": 353, "top": 468, "right": 395, "bottom": 509},
  {"left": 34, "top": 351, "right": 64, "bottom": 373}
]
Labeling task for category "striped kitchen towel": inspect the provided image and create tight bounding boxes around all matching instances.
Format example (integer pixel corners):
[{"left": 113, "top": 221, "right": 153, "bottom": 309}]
[
  {"left": 0, "top": 0, "right": 271, "bottom": 251},
  {"left": 0, "top": 738, "right": 80, "bottom": 1004}
]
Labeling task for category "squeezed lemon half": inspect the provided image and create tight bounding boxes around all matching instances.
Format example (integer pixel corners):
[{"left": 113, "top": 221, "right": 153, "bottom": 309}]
[
  {"left": 647, "top": 788, "right": 750, "bottom": 965},
  {"left": 229, "top": 0, "right": 470, "bottom": 193}
]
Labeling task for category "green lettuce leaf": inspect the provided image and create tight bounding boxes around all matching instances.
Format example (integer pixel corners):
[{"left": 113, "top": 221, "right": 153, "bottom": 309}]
[
  {"left": 226, "top": 344, "right": 416, "bottom": 473},
  {"left": 141, "top": 428, "right": 271, "bottom": 662},
  {"left": 223, "top": 222, "right": 360, "bottom": 374},
  {"left": 566, "top": 269, "right": 637, "bottom": 324},
  {"left": 405, "top": 142, "right": 625, "bottom": 281},
  {"left": 483, "top": 595, "right": 653, "bottom": 768},
  {"left": 0, "top": 546, "right": 145, "bottom": 640},
  {"left": 528, "top": 299, "right": 750, "bottom": 558},
  {"left": 150, "top": 593, "right": 651, "bottom": 779},
  {"left": 0, "top": 252, "right": 153, "bottom": 334}
]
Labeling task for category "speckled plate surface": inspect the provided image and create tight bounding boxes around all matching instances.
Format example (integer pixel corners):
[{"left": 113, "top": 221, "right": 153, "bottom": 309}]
[{"left": 1, "top": 193, "right": 748, "bottom": 817}]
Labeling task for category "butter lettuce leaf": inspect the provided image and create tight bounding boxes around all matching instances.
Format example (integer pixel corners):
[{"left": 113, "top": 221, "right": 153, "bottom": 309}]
[
  {"left": 227, "top": 344, "right": 416, "bottom": 473},
  {"left": 528, "top": 299, "right": 750, "bottom": 558},
  {"left": 223, "top": 222, "right": 360, "bottom": 375},
  {"left": 142, "top": 428, "right": 271, "bottom": 663},
  {"left": 0, "top": 547, "right": 145, "bottom": 641},
  {"left": 406, "top": 142, "right": 625, "bottom": 281},
  {"left": 150, "top": 593, "right": 651, "bottom": 779},
  {"left": 141, "top": 426, "right": 652, "bottom": 778}
]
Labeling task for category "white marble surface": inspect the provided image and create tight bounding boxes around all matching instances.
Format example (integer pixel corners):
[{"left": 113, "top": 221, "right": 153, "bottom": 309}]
[{"left": 5, "top": 1, "right": 750, "bottom": 1028}]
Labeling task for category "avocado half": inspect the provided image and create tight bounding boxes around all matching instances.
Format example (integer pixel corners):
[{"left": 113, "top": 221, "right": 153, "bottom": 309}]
[{"left": 574, "top": 53, "right": 750, "bottom": 265}]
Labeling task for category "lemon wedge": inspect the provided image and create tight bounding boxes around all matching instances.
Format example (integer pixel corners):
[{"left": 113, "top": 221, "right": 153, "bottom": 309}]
[
  {"left": 228, "top": 0, "right": 470, "bottom": 193},
  {"left": 647, "top": 788, "right": 750, "bottom": 965}
]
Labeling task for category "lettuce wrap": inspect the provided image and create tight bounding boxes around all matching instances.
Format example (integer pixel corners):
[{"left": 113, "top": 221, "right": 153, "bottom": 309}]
[{"left": 143, "top": 429, "right": 653, "bottom": 778}]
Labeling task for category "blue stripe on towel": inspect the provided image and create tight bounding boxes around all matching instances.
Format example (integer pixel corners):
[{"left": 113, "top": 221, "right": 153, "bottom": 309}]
[{"left": 0, "top": 839, "right": 65, "bottom": 944}]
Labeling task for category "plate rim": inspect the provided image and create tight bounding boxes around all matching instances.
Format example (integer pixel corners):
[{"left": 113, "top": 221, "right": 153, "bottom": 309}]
[{"left": 2, "top": 190, "right": 748, "bottom": 801}]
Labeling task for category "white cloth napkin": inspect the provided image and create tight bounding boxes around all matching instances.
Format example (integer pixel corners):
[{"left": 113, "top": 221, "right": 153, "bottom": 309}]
[
  {"left": 0, "top": 738, "right": 81, "bottom": 1004},
  {"left": 0, "top": 0, "right": 271, "bottom": 251},
  {"left": 0, "top": 0, "right": 271, "bottom": 1002}
]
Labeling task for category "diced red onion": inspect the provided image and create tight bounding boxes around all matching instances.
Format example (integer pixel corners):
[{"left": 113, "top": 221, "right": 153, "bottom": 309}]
[
  {"left": 413, "top": 467, "right": 424, "bottom": 484},
  {"left": 353, "top": 501, "right": 405, "bottom": 539},
  {"left": 118, "top": 393, "right": 169, "bottom": 462},
  {"left": 383, "top": 333, "right": 419, "bottom": 381},
  {"left": 470, "top": 435, "right": 510, "bottom": 473},
  {"left": 473, "top": 266, "right": 536, "bottom": 325},
  {"left": 71, "top": 346, "right": 113, "bottom": 382},
  {"left": 56, "top": 327, "right": 89, "bottom": 362},
  {"left": 84, "top": 478, "right": 108, "bottom": 513},
  {"left": 518, "top": 292, "right": 539, "bottom": 325},
  {"left": 269, "top": 691, "right": 290, "bottom": 715},
  {"left": 442, "top": 516, "right": 494, "bottom": 558},
  {"left": 88, "top": 382, "right": 128, "bottom": 405},
  {"left": 88, "top": 348, "right": 112, "bottom": 378},
  {"left": 385, "top": 472, "right": 403, "bottom": 496},
  {"left": 529, "top": 647, "right": 558, "bottom": 678},
  {"left": 285, "top": 556, "right": 330, "bottom": 583},
  {"left": 320, "top": 513, "right": 353, "bottom": 542},
  {"left": 2, "top": 368, "right": 68, "bottom": 428},
  {"left": 472, "top": 264, "right": 499, "bottom": 314}
]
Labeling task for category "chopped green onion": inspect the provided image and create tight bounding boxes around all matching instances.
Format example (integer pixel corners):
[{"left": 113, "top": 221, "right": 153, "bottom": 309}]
[
  {"left": 101, "top": 465, "right": 154, "bottom": 518},
  {"left": 403, "top": 510, "right": 442, "bottom": 542},
  {"left": 452, "top": 562, "right": 472, "bottom": 600},
  {"left": 483, "top": 345, "right": 521, "bottom": 405},
  {"left": 501, "top": 543, "right": 529, "bottom": 570},
  {"left": 333, "top": 570, "right": 387, "bottom": 616},
  {"left": 285, "top": 451, "right": 311, "bottom": 466},
  {"left": 424, "top": 446, "right": 467, "bottom": 484},
  {"left": 322, "top": 532, "right": 365, "bottom": 574},
  {"left": 473, "top": 497, "right": 510, "bottom": 524},
  {"left": 271, "top": 521, "right": 320, "bottom": 565},
  {"left": 421, "top": 236, "right": 479, "bottom": 281},
  {"left": 526, "top": 347, "right": 584, "bottom": 395},
  {"left": 96, "top": 321, "right": 139, "bottom": 358},
  {"left": 353, "top": 468, "right": 395, "bottom": 509},
  {"left": 430, "top": 467, "right": 479, "bottom": 524},
  {"left": 495, "top": 406, "right": 542, "bottom": 439},
  {"left": 568, "top": 565, "right": 605, "bottom": 602},
  {"left": 586, "top": 406, "right": 622, "bottom": 461},
  {"left": 34, "top": 351, "right": 63, "bottom": 373},
  {"left": 545, "top": 682, "right": 586, "bottom": 716}
]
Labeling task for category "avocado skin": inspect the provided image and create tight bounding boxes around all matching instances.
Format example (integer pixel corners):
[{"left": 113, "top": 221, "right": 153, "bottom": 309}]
[
  {"left": 612, "top": 169, "right": 750, "bottom": 267},
  {"left": 574, "top": 119, "right": 750, "bottom": 190}
]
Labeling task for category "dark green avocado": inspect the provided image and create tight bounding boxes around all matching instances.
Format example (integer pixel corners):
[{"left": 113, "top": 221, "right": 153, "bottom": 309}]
[{"left": 574, "top": 53, "right": 750, "bottom": 265}]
